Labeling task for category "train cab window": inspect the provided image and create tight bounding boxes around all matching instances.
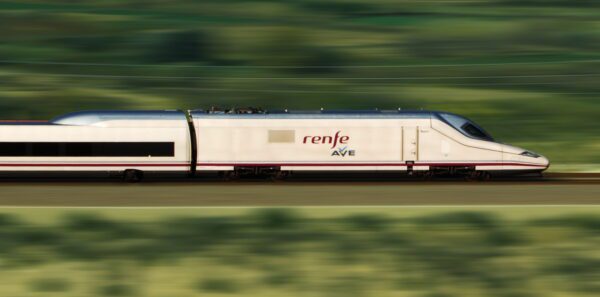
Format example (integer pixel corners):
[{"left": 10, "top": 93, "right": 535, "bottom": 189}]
[
  {"left": 0, "top": 142, "right": 174, "bottom": 157},
  {"left": 461, "top": 123, "right": 489, "bottom": 140},
  {"left": 438, "top": 113, "right": 494, "bottom": 142}
]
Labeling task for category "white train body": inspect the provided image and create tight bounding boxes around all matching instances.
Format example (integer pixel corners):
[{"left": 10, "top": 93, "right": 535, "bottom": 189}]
[
  {"left": 192, "top": 111, "right": 548, "bottom": 173},
  {"left": 0, "top": 110, "right": 549, "bottom": 177}
]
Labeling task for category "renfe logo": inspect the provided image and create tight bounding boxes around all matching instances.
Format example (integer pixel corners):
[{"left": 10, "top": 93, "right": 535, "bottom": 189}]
[
  {"left": 303, "top": 131, "right": 350, "bottom": 149},
  {"left": 303, "top": 131, "right": 356, "bottom": 157}
]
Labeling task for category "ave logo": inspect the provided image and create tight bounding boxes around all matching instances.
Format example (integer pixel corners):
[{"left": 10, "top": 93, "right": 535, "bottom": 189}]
[{"left": 331, "top": 146, "right": 355, "bottom": 157}]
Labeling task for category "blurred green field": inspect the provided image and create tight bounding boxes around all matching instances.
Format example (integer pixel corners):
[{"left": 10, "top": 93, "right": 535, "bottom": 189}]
[
  {"left": 0, "top": 0, "right": 598, "bottom": 166},
  {"left": 0, "top": 207, "right": 598, "bottom": 297}
]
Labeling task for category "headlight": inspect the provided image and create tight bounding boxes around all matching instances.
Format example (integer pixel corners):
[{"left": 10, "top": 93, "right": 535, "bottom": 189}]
[{"left": 520, "top": 151, "right": 540, "bottom": 158}]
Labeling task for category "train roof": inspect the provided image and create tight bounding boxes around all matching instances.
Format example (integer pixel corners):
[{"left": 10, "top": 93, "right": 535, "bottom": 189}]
[
  {"left": 50, "top": 110, "right": 186, "bottom": 126},
  {"left": 1, "top": 109, "right": 439, "bottom": 126},
  {"left": 190, "top": 109, "right": 434, "bottom": 119},
  {"left": 0, "top": 120, "right": 52, "bottom": 126}
]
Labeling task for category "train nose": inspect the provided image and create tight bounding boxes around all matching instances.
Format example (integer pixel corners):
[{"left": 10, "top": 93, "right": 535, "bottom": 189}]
[{"left": 540, "top": 155, "right": 550, "bottom": 170}]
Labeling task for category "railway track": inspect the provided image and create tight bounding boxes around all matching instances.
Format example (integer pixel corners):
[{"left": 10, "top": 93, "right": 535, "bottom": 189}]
[
  {"left": 0, "top": 172, "right": 598, "bottom": 184},
  {"left": 0, "top": 173, "right": 597, "bottom": 207}
]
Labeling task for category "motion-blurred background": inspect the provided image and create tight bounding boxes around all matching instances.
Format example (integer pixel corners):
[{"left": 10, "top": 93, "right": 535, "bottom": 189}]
[
  {"left": 0, "top": 0, "right": 598, "bottom": 168},
  {"left": 0, "top": 2, "right": 599, "bottom": 297},
  {"left": 0, "top": 207, "right": 598, "bottom": 297}
]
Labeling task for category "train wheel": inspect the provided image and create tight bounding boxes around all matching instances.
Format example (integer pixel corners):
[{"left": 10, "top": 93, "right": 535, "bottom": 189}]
[
  {"left": 478, "top": 171, "right": 492, "bottom": 181},
  {"left": 464, "top": 171, "right": 479, "bottom": 182},
  {"left": 123, "top": 169, "right": 144, "bottom": 183},
  {"left": 270, "top": 171, "right": 289, "bottom": 181},
  {"left": 421, "top": 171, "right": 434, "bottom": 181},
  {"left": 222, "top": 171, "right": 239, "bottom": 181}
]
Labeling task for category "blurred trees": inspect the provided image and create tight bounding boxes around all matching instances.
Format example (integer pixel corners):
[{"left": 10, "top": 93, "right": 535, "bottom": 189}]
[
  {"left": 149, "top": 30, "right": 213, "bottom": 63},
  {"left": 0, "top": 0, "right": 598, "bottom": 164},
  {"left": 0, "top": 210, "right": 598, "bottom": 296}
]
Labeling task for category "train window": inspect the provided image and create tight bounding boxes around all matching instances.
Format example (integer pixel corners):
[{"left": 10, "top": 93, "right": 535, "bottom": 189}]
[
  {"left": 87, "top": 143, "right": 174, "bottom": 157},
  {"left": 438, "top": 113, "right": 494, "bottom": 141},
  {"left": 65, "top": 143, "right": 94, "bottom": 156},
  {"left": 32, "top": 143, "right": 61, "bottom": 156},
  {"left": 0, "top": 142, "right": 174, "bottom": 157},
  {"left": 0, "top": 143, "right": 29, "bottom": 156}
]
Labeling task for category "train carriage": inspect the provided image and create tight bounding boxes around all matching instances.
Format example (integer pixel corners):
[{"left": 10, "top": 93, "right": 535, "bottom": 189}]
[
  {"left": 0, "top": 111, "right": 192, "bottom": 181},
  {"left": 191, "top": 109, "right": 549, "bottom": 179}
]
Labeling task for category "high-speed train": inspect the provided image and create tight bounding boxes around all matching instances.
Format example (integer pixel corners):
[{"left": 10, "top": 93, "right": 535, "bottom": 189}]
[{"left": 0, "top": 108, "right": 549, "bottom": 181}]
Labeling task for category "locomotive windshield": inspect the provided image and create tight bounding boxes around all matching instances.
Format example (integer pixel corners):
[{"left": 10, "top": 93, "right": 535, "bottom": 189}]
[{"left": 437, "top": 113, "right": 494, "bottom": 142}]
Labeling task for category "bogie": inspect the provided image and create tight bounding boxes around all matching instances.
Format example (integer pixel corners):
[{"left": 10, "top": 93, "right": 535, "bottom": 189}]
[{"left": 123, "top": 169, "right": 144, "bottom": 183}]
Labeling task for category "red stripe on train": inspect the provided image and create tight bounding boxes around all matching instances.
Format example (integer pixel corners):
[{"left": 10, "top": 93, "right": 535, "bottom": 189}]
[
  {"left": 0, "top": 162, "right": 546, "bottom": 168},
  {"left": 197, "top": 162, "right": 547, "bottom": 168},
  {"left": 0, "top": 164, "right": 189, "bottom": 167}
]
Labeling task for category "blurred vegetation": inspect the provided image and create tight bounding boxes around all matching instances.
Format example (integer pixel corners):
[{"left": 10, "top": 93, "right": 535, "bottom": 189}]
[
  {"left": 0, "top": 0, "right": 598, "bottom": 164},
  {"left": 0, "top": 209, "right": 598, "bottom": 296}
]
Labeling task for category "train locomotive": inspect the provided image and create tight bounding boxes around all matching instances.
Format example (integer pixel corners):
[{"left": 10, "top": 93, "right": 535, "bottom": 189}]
[{"left": 0, "top": 108, "right": 549, "bottom": 181}]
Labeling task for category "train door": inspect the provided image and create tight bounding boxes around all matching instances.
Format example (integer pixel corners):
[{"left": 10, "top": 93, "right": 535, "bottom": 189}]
[{"left": 403, "top": 126, "right": 419, "bottom": 161}]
